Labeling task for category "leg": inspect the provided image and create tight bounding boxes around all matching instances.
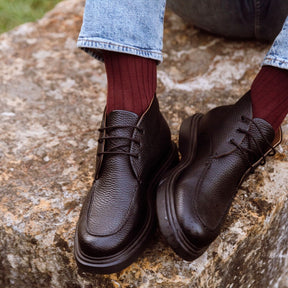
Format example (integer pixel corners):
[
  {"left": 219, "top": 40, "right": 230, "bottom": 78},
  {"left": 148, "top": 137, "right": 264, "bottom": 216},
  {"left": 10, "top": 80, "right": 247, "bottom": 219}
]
[
  {"left": 251, "top": 17, "right": 288, "bottom": 131},
  {"left": 167, "top": 0, "right": 288, "bottom": 41},
  {"left": 78, "top": 0, "right": 166, "bottom": 116},
  {"left": 74, "top": 0, "right": 179, "bottom": 274},
  {"left": 156, "top": 17, "right": 288, "bottom": 261},
  {"left": 78, "top": 0, "right": 165, "bottom": 62}
]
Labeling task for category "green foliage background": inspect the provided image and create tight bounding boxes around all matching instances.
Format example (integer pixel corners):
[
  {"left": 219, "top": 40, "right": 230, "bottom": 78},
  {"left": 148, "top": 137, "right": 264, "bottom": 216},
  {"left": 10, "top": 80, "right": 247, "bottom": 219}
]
[{"left": 0, "top": 0, "right": 62, "bottom": 34}]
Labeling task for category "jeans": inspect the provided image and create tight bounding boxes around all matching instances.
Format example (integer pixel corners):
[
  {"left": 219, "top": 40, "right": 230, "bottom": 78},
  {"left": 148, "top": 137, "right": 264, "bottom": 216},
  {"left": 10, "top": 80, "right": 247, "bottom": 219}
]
[{"left": 77, "top": 0, "right": 288, "bottom": 70}]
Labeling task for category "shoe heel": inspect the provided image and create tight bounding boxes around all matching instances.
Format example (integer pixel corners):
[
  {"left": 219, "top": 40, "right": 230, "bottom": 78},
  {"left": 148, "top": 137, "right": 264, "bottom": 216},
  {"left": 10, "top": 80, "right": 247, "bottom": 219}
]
[
  {"left": 157, "top": 141, "right": 179, "bottom": 186},
  {"left": 179, "top": 113, "right": 203, "bottom": 158},
  {"left": 168, "top": 141, "right": 179, "bottom": 169}
]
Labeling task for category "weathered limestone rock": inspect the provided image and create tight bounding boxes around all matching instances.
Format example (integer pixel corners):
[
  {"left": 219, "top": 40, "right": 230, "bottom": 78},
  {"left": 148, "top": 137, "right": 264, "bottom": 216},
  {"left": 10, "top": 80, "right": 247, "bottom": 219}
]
[{"left": 0, "top": 0, "right": 288, "bottom": 287}]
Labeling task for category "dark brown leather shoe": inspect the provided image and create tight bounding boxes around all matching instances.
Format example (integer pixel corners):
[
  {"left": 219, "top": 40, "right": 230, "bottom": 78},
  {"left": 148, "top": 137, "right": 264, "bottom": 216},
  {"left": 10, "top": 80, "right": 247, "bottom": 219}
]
[
  {"left": 157, "top": 91, "right": 282, "bottom": 261},
  {"left": 74, "top": 97, "right": 178, "bottom": 274}
]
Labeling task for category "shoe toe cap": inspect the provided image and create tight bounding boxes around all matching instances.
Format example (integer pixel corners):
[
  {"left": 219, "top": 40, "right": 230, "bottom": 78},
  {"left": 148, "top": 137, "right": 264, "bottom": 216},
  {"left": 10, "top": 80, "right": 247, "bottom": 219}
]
[
  {"left": 179, "top": 213, "right": 217, "bottom": 249},
  {"left": 76, "top": 217, "right": 133, "bottom": 258}
]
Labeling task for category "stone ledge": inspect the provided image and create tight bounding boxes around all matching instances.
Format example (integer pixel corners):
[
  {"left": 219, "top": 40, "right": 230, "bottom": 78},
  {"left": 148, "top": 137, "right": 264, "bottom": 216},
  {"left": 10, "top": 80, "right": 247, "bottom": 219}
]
[{"left": 0, "top": 0, "right": 288, "bottom": 287}]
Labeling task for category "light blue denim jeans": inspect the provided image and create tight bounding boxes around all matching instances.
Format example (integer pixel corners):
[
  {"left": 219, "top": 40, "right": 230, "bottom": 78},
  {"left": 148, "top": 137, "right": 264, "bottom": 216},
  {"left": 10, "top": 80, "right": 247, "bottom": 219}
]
[
  {"left": 77, "top": 0, "right": 288, "bottom": 70},
  {"left": 263, "top": 17, "right": 288, "bottom": 69}
]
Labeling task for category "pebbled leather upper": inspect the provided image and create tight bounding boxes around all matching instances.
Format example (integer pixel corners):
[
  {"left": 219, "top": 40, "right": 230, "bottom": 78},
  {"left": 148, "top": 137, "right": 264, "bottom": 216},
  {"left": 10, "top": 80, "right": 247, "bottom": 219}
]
[
  {"left": 77, "top": 97, "right": 172, "bottom": 257},
  {"left": 175, "top": 92, "right": 277, "bottom": 246}
]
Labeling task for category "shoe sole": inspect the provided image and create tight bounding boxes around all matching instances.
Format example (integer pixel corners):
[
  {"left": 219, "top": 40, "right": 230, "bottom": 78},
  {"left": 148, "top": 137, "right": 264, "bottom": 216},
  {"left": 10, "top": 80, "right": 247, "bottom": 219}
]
[
  {"left": 157, "top": 113, "right": 207, "bottom": 261},
  {"left": 74, "top": 141, "right": 179, "bottom": 274},
  {"left": 157, "top": 114, "right": 283, "bottom": 261}
]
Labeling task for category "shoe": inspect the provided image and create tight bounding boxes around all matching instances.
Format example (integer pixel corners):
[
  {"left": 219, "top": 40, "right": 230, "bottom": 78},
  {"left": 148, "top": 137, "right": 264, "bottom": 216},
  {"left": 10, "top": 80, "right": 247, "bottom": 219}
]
[
  {"left": 156, "top": 91, "right": 282, "bottom": 261},
  {"left": 74, "top": 97, "right": 178, "bottom": 274}
]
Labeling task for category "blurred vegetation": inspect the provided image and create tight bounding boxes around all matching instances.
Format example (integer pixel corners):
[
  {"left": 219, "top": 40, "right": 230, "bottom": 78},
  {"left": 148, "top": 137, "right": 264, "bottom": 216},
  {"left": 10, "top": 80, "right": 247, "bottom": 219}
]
[{"left": 0, "top": 0, "right": 62, "bottom": 34}]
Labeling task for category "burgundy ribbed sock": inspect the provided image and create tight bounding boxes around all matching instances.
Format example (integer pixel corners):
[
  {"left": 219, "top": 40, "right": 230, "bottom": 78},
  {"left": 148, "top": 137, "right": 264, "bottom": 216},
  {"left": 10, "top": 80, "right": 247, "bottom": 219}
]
[
  {"left": 103, "top": 52, "right": 157, "bottom": 116},
  {"left": 251, "top": 66, "right": 288, "bottom": 132}
]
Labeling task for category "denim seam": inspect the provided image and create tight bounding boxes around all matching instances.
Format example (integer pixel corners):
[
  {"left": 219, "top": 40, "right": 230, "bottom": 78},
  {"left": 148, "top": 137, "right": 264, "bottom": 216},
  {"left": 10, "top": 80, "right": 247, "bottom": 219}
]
[
  {"left": 264, "top": 57, "right": 288, "bottom": 64},
  {"left": 77, "top": 39, "right": 163, "bottom": 62},
  {"left": 263, "top": 57, "right": 288, "bottom": 69},
  {"left": 253, "top": 0, "right": 261, "bottom": 39}
]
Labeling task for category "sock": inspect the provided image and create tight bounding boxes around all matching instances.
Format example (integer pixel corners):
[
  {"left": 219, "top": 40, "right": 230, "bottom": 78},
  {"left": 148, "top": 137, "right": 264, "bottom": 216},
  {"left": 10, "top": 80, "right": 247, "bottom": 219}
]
[
  {"left": 103, "top": 52, "right": 157, "bottom": 116},
  {"left": 251, "top": 65, "right": 288, "bottom": 132}
]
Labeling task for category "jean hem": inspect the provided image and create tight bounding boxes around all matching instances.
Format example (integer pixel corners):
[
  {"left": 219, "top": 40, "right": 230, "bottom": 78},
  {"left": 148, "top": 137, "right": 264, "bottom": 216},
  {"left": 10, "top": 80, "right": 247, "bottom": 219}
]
[
  {"left": 77, "top": 38, "right": 163, "bottom": 63},
  {"left": 263, "top": 57, "right": 288, "bottom": 70}
]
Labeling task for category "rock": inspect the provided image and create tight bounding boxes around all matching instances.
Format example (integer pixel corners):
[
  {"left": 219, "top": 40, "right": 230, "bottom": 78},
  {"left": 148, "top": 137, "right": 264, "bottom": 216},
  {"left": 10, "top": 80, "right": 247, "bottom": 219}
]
[{"left": 0, "top": 0, "right": 288, "bottom": 287}]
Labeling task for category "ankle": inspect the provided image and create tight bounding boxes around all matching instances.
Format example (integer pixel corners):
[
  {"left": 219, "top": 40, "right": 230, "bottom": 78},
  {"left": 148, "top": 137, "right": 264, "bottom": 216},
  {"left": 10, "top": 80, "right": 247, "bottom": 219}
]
[
  {"left": 104, "top": 52, "right": 157, "bottom": 116},
  {"left": 251, "top": 66, "right": 288, "bottom": 132}
]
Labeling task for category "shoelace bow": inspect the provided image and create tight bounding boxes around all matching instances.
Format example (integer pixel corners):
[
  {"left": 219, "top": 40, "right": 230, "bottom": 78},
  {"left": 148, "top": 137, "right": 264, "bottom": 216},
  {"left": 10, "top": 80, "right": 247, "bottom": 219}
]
[
  {"left": 229, "top": 115, "right": 275, "bottom": 172},
  {"left": 97, "top": 125, "right": 143, "bottom": 158}
]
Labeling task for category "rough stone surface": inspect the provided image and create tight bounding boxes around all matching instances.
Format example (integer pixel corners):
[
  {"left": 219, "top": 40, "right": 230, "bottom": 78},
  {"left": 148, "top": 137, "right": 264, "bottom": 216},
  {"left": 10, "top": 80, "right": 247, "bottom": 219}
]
[{"left": 0, "top": 1, "right": 288, "bottom": 287}]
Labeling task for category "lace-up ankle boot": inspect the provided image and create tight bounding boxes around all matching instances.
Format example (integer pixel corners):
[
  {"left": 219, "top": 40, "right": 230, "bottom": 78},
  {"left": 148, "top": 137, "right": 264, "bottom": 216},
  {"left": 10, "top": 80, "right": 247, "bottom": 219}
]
[
  {"left": 75, "top": 97, "right": 178, "bottom": 273},
  {"left": 157, "top": 91, "right": 282, "bottom": 261}
]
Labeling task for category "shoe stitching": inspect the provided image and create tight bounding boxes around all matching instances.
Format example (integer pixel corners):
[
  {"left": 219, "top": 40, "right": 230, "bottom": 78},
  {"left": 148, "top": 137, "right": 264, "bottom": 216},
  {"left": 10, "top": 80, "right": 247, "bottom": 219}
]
[
  {"left": 87, "top": 125, "right": 143, "bottom": 235},
  {"left": 87, "top": 183, "right": 140, "bottom": 236},
  {"left": 195, "top": 158, "right": 215, "bottom": 234},
  {"left": 194, "top": 133, "right": 216, "bottom": 235}
]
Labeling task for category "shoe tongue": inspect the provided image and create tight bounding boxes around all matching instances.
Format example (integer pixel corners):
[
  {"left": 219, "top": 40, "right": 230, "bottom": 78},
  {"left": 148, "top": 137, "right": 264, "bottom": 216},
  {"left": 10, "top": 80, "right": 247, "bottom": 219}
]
[
  {"left": 239, "top": 118, "right": 275, "bottom": 163},
  {"left": 107, "top": 110, "right": 139, "bottom": 128},
  {"left": 105, "top": 110, "right": 139, "bottom": 153},
  {"left": 248, "top": 118, "right": 275, "bottom": 147}
]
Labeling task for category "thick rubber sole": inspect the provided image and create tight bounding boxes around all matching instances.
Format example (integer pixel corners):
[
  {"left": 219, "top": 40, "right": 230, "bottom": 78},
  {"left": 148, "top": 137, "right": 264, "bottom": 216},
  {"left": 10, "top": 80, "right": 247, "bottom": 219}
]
[
  {"left": 156, "top": 114, "right": 208, "bottom": 261},
  {"left": 74, "top": 141, "right": 179, "bottom": 274}
]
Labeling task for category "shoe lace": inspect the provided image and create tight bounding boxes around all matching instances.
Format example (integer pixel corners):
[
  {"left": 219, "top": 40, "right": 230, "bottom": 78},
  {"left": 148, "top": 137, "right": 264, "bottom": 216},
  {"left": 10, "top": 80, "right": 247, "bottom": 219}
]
[
  {"left": 97, "top": 125, "right": 143, "bottom": 158},
  {"left": 229, "top": 115, "right": 275, "bottom": 173}
]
